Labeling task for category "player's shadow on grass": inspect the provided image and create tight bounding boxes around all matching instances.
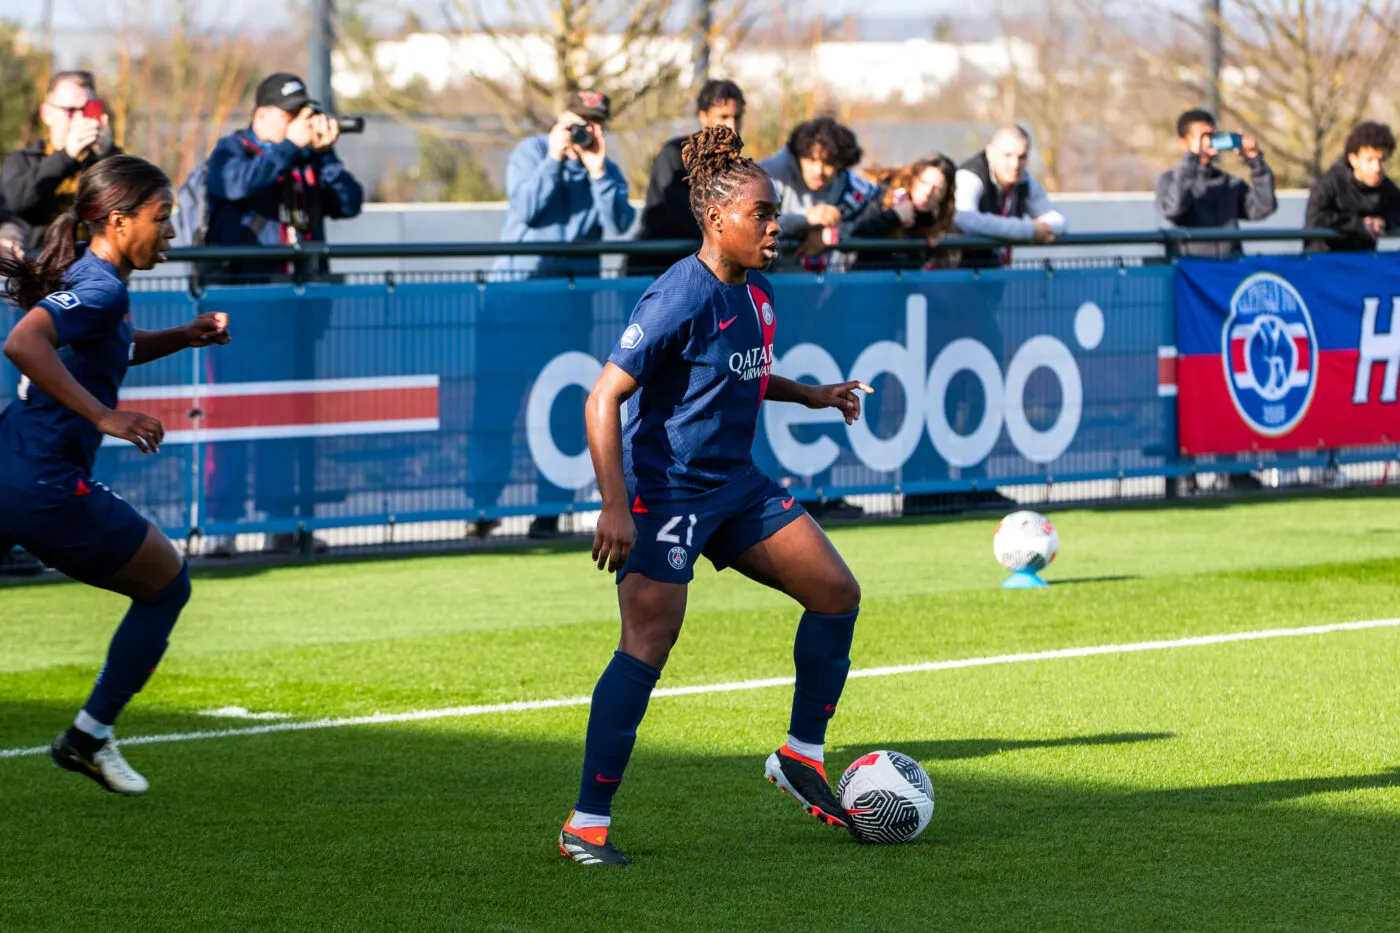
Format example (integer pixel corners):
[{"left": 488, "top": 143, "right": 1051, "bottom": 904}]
[
  {"left": 5, "top": 703, "right": 1400, "bottom": 930},
  {"left": 830, "top": 731, "right": 1174, "bottom": 763}
]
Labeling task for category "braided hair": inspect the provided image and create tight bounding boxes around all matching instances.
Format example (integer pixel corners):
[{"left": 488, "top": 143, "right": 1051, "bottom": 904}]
[{"left": 682, "top": 125, "right": 768, "bottom": 230}]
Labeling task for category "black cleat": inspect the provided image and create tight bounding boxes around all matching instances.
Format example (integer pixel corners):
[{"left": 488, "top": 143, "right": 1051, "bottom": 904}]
[
  {"left": 51, "top": 728, "right": 149, "bottom": 795},
  {"left": 558, "top": 814, "right": 630, "bottom": 866},
  {"left": 764, "top": 746, "right": 850, "bottom": 829}
]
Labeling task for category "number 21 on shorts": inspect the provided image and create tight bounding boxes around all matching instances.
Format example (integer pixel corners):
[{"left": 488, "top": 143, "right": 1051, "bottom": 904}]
[{"left": 656, "top": 514, "right": 698, "bottom": 547}]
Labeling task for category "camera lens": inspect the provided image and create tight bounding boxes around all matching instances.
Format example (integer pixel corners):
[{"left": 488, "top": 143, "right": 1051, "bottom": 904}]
[
  {"left": 570, "top": 123, "right": 595, "bottom": 150},
  {"left": 338, "top": 116, "right": 366, "bottom": 135}
]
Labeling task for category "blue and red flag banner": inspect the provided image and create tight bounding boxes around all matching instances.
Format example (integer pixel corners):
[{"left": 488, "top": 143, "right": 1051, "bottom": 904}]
[{"left": 1175, "top": 256, "right": 1400, "bottom": 455}]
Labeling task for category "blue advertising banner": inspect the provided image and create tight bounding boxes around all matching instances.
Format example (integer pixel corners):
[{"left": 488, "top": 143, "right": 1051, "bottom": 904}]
[{"left": 2, "top": 267, "right": 1175, "bottom": 535}]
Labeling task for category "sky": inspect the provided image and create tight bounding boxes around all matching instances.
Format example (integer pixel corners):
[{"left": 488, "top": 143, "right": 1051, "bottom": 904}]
[{"left": 3, "top": 0, "right": 1029, "bottom": 33}]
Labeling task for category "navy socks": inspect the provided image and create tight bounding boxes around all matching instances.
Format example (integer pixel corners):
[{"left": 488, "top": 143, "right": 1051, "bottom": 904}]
[
  {"left": 788, "top": 608, "right": 858, "bottom": 746},
  {"left": 576, "top": 650, "right": 661, "bottom": 817},
  {"left": 79, "top": 563, "right": 190, "bottom": 731}
]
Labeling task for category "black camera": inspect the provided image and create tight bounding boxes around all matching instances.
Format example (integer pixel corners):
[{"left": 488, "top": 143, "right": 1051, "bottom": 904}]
[
  {"left": 569, "top": 122, "right": 597, "bottom": 151},
  {"left": 309, "top": 105, "right": 365, "bottom": 135}
]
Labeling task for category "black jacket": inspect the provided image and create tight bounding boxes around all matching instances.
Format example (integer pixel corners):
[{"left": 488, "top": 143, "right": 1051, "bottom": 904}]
[
  {"left": 958, "top": 150, "right": 1029, "bottom": 268},
  {"left": 850, "top": 207, "right": 956, "bottom": 269},
  {"left": 2, "top": 140, "right": 122, "bottom": 251},
  {"left": 1304, "top": 157, "right": 1400, "bottom": 252},
  {"left": 1155, "top": 152, "right": 1277, "bottom": 258},
  {"left": 631, "top": 136, "right": 701, "bottom": 276}
]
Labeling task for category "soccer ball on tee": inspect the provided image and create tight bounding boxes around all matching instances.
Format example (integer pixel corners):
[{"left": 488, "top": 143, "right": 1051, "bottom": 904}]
[
  {"left": 836, "top": 750, "right": 935, "bottom": 844},
  {"left": 993, "top": 510, "right": 1059, "bottom": 573}
]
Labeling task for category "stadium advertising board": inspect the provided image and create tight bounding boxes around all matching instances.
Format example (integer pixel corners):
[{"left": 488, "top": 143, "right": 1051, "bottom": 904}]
[
  {"left": 2, "top": 269, "right": 1173, "bottom": 530},
  {"left": 1175, "top": 256, "right": 1400, "bottom": 456}
]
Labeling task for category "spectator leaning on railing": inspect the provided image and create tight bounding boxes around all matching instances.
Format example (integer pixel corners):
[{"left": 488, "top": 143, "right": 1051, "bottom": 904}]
[
  {"left": 954, "top": 125, "right": 1066, "bottom": 268},
  {"left": 1305, "top": 121, "right": 1400, "bottom": 253},
  {"left": 494, "top": 91, "right": 636, "bottom": 280},
  {"left": 851, "top": 154, "right": 960, "bottom": 269},
  {"left": 1156, "top": 109, "right": 1276, "bottom": 258},
  {"left": 632, "top": 79, "right": 746, "bottom": 278},
  {"left": 759, "top": 116, "right": 879, "bottom": 272},
  {"left": 3, "top": 70, "right": 119, "bottom": 255}
]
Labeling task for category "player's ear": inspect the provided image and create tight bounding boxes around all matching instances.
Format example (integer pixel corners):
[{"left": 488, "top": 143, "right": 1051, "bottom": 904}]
[{"left": 705, "top": 203, "right": 723, "bottom": 235}]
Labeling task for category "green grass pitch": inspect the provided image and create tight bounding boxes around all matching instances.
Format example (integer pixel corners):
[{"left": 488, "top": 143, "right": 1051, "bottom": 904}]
[{"left": 2, "top": 491, "right": 1399, "bottom": 931}]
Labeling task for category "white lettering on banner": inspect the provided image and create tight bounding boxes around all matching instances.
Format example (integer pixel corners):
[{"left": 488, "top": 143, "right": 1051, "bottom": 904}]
[
  {"left": 925, "top": 338, "right": 1004, "bottom": 467},
  {"left": 763, "top": 344, "right": 845, "bottom": 477},
  {"left": 846, "top": 294, "right": 927, "bottom": 472},
  {"left": 1353, "top": 296, "right": 1400, "bottom": 404},
  {"left": 528, "top": 294, "right": 1089, "bottom": 489},
  {"left": 526, "top": 352, "right": 603, "bottom": 490}
]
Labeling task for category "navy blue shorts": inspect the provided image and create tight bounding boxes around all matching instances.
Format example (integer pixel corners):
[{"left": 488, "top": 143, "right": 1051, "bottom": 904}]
[
  {"left": 618, "top": 475, "right": 807, "bottom": 585},
  {"left": 0, "top": 476, "right": 151, "bottom": 583}
]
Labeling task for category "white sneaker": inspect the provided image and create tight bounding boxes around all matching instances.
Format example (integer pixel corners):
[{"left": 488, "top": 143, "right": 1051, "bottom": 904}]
[{"left": 51, "top": 730, "right": 149, "bottom": 795}]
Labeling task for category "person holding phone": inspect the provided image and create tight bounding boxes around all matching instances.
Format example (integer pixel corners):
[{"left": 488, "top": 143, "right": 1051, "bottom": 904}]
[
  {"left": 1156, "top": 108, "right": 1276, "bottom": 258},
  {"left": 3, "top": 70, "right": 121, "bottom": 254}
]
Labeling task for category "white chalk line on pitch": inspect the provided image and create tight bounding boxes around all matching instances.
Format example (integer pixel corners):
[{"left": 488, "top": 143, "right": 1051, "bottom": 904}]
[{"left": 3, "top": 617, "right": 1399, "bottom": 760}]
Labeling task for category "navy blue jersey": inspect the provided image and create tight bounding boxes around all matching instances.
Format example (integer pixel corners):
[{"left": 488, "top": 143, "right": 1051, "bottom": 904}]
[
  {"left": 608, "top": 255, "right": 778, "bottom": 506},
  {"left": 0, "top": 249, "right": 132, "bottom": 483}
]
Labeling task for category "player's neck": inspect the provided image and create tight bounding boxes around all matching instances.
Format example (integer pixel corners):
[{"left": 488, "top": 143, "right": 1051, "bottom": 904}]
[
  {"left": 88, "top": 238, "right": 131, "bottom": 280},
  {"left": 697, "top": 244, "right": 748, "bottom": 285}
]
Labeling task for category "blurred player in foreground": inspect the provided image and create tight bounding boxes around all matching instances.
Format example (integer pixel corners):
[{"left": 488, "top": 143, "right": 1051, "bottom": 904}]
[
  {"left": 559, "top": 126, "right": 871, "bottom": 866},
  {"left": 0, "top": 155, "right": 231, "bottom": 794}
]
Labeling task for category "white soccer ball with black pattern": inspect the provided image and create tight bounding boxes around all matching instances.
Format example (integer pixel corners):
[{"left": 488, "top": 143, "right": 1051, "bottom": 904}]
[
  {"left": 993, "top": 510, "right": 1059, "bottom": 572},
  {"left": 836, "top": 750, "right": 935, "bottom": 844}
]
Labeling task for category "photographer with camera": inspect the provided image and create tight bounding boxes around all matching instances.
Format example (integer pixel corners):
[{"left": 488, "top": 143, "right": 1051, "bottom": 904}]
[
  {"left": 199, "top": 73, "right": 363, "bottom": 558},
  {"left": 493, "top": 90, "right": 636, "bottom": 279},
  {"left": 201, "top": 72, "right": 363, "bottom": 282},
  {"left": 3, "top": 70, "right": 119, "bottom": 254},
  {"left": 1156, "top": 109, "right": 1276, "bottom": 259}
]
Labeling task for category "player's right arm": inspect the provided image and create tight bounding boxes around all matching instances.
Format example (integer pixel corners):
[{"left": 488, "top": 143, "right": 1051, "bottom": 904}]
[
  {"left": 2, "top": 306, "right": 164, "bottom": 454},
  {"left": 586, "top": 362, "right": 640, "bottom": 572}
]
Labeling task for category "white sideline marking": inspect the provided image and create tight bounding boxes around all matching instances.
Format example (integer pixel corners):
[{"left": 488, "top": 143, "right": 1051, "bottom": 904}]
[
  {"left": 3, "top": 618, "right": 1398, "bottom": 760},
  {"left": 199, "top": 707, "right": 294, "bottom": 721}
]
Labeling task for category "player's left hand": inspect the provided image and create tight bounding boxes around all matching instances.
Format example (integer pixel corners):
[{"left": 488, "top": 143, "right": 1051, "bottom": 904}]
[
  {"left": 806, "top": 381, "right": 873, "bottom": 425},
  {"left": 186, "top": 312, "right": 231, "bottom": 347}
]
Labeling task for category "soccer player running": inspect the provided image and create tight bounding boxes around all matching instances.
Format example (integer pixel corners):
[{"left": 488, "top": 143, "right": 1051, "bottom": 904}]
[
  {"left": 0, "top": 155, "right": 231, "bottom": 794},
  {"left": 559, "top": 126, "right": 871, "bottom": 866}
]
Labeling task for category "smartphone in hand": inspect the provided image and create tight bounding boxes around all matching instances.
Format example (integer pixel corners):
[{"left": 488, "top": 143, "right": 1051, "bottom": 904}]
[
  {"left": 1208, "top": 131, "right": 1241, "bottom": 151},
  {"left": 81, "top": 99, "right": 105, "bottom": 120}
]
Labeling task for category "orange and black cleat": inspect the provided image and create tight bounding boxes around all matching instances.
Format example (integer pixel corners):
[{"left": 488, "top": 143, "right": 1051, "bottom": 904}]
[
  {"left": 558, "top": 813, "right": 631, "bottom": 866},
  {"left": 764, "top": 745, "right": 850, "bottom": 830}
]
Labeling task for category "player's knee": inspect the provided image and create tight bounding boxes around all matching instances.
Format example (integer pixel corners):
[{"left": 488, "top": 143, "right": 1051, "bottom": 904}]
[
  {"left": 623, "top": 622, "right": 682, "bottom": 670},
  {"left": 143, "top": 561, "right": 191, "bottom": 610},
  {"left": 819, "top": 571, "right": 861, "bottom": 616}
]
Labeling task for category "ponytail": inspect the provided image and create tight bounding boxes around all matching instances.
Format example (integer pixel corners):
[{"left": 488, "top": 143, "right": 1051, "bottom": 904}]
[
  {"left": 0, "top": 155, "right": 169, "bottom": 311},
  {"left": 0, "top": 211, "right": 80, "bottom": 310}
]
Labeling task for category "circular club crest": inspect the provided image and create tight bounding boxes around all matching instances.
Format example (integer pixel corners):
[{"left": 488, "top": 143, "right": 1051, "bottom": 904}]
[
  {"left": 1220, "top": 272, "right": 1317, "bottom": 437},
  {"left": 761, "top": 302, "right": 774, "bottom": 327},
  {"left": 667, "top": 546, "right": 688, "bottom": 570}
]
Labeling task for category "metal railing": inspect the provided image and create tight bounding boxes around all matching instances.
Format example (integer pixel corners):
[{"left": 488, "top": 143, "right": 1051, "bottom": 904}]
[{"left": 165, "top": 226, "right": 1355, "bottom": 266}]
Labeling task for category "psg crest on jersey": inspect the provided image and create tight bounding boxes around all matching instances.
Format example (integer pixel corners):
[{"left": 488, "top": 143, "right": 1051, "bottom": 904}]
[
  {"left": 667, "top": 546, "right": 688, "bottom": 570},
  {"left": 1220, "top": 272, "right": 1317, "bottom": 437},
  {"left": 761, "top": 301, "right": 774, "bottom": 327}
]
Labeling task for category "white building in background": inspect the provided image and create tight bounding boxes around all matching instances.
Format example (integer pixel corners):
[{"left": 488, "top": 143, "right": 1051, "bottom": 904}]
[{"left": 332, "top": 33, "right": 1038, "bottom": 106}]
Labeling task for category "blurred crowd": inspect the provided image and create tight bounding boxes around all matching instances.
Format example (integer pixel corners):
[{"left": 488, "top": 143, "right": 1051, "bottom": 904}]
[{"left": 499, "top": 80, "right": 1400, "bottom": 275}]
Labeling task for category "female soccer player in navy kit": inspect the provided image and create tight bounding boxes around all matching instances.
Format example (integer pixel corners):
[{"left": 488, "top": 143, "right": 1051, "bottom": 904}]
[
  {"left": 559, "top": 127, "right": 872, "bottom": 865},
  {"left": 0, "top": 155, "right": 230, "bottom": 795}
]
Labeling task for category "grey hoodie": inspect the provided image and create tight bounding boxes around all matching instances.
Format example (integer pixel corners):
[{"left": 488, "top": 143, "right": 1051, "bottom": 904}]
[
  {"left": 758, "top": 148, "right": 880, "bottom": 268},
  {"left": 1155, "top": 152, "right": 1277, "bottom": 258}
]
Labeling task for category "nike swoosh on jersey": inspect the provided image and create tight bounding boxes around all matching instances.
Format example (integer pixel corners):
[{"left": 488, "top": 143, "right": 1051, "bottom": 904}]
[
  {"left": 782, "top": 497, "right": 795, "bottom": 510},
  {"left": 718, "top": 316, "right": 738, "bottom": 330}
]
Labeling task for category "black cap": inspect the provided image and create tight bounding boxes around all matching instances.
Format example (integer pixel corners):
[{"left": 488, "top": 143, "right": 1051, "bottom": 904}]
[
  {"left": 255, "top": 73, "right": 313, "bottom": 114},
  {"left": 566, "top": 89, "right": 611, "bottom": 123}
]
